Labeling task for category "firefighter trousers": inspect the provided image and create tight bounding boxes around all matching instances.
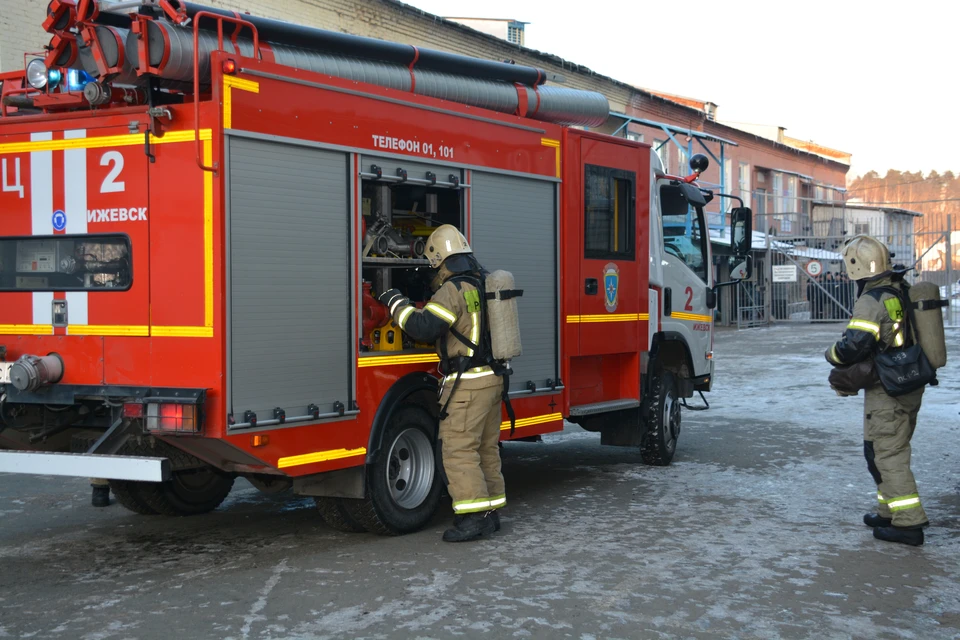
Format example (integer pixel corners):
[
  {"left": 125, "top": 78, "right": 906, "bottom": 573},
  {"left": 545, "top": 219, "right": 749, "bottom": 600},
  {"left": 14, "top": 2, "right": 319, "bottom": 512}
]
[
  {"left": 438, "top": 378, "right": 506, "bottom": 515},
  {"left": 863, "top": 384, "right": 928, "bottom": 528}
]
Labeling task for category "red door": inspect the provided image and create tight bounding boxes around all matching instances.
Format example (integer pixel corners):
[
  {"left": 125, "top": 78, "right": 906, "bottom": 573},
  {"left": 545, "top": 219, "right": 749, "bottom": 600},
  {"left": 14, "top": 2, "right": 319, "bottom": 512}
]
[{"left": 577, "top": 138, "right": 641, "bottom": 357}]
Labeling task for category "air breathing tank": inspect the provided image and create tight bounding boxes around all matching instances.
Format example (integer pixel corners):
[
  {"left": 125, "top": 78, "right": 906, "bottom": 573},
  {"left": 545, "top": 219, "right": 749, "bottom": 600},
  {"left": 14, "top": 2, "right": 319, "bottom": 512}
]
[
  {"left": 484, "top": 270, "right": 523, "bottom": 361},
  {"left": 907, "top": 281, "right": 947, "bottom": 368}
]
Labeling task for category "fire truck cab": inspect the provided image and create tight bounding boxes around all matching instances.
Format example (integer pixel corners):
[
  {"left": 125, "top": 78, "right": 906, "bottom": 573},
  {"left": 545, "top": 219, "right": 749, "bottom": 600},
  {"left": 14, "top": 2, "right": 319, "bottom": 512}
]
[{"left": 0, "top": 1, "right": 752, "bottom": 534}]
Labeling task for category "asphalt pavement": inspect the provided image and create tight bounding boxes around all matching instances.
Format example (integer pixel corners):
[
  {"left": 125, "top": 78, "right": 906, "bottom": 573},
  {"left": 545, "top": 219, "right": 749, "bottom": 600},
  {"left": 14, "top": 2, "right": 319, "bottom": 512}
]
[{"left": 1, "top": 324, "right": 959, "bottom": 639}]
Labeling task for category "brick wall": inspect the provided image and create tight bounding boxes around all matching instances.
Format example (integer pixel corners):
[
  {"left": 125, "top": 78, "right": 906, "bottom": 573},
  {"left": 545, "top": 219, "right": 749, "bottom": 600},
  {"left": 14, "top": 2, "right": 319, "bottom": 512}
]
[{"left": 0, "top": 0, "right": 50, "bottom": 73}]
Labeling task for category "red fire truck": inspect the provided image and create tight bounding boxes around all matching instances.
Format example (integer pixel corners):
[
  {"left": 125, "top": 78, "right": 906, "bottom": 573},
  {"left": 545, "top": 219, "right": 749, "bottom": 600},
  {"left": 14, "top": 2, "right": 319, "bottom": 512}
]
[{"left": 0, "top": 1, "right": 752, "bottom": 533}]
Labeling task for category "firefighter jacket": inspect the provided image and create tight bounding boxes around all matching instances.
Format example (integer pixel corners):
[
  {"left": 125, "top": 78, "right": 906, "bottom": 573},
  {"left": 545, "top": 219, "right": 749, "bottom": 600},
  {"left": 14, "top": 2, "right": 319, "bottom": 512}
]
[
  {"left": 826, "top": 275, "right": 906, "bottom": 367},
  {"left": 384, "top": 278, "right": 496, "bottom": 387}
]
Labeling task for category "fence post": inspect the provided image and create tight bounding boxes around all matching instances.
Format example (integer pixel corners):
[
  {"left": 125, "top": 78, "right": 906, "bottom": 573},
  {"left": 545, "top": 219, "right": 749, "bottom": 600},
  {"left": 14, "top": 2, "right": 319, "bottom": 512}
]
[
  {"left": 764, "top": 212, "right": 772, "bottom": 322},
  {"left": 948, "top": 214, "right": 954, "bottom": 325}
]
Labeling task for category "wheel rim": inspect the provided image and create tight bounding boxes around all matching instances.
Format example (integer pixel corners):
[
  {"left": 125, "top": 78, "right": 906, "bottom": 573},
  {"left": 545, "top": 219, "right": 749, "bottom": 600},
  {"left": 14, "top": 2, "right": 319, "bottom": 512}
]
[
  {"left": 662, "top": 387, "right": 681, "bottom": 452},
  {"left": 386, "top": 427, "right": 435, "bottom": 509}
]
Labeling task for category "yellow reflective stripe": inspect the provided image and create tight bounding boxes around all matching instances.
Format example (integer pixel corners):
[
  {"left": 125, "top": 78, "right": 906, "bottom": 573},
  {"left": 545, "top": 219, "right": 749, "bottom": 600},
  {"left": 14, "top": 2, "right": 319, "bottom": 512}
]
[
  {"left": 396, "top": 306, "right": 415, "bottom": 329},
  {"left": 829, "top": 344, "right": 841, "bottom": 364},
  {"left": 888, "top": 494, "right": 921, "bottom": 511},
  {"left": 453, "top": 498, "right": 496, "bottom": 514},
  {"left": 847, "top": 319, "right": 880, "bottom": 338},
  {"left": 878, "top": 492, "right": 890, "bottom": 504},
  {"left": 444, "top": 367, "right": 495, "bottom": 383},
  {"left": 468, "top": 311, "right": 480, "bottom": 357},
  {"left": 389, "top": 298, "right": 406, "bottom": 314},
  {"left": 358, "top": 354, "right": 440, "bottom": 367},
  {"left": 489, "top": 495, "right": 507, "bottom": 508},
  {"left": 424, "top": 302, "right": 456, "bottom": 325},
  {"left": 0, "top": 324, "right": 53, "bottom": 335},
  {"left": 277, "top": 447, "right": 366, "bottom": 469},
  {"left": 500, "top": 412, "right": 564, "bottom": 431}
]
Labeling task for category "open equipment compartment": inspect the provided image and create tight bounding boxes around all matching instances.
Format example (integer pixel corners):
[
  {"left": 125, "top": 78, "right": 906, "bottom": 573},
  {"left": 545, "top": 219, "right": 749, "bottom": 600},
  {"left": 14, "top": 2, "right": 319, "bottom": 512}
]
[{"left": 359, "top": 156, "right": 465, "bottom": 355}]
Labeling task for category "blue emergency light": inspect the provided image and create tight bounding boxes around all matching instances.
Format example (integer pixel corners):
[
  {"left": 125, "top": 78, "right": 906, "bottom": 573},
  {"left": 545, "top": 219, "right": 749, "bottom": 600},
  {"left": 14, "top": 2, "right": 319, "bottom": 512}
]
[{"left": 67, "top": 69, "right": 94, "bottom": 92}]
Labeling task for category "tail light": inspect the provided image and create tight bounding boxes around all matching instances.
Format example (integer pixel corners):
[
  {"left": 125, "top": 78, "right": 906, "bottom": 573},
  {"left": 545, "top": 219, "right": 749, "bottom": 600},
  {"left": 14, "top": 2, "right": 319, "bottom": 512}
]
[{"left": 146, "top": 402, "right": 199, "bottom": 433}]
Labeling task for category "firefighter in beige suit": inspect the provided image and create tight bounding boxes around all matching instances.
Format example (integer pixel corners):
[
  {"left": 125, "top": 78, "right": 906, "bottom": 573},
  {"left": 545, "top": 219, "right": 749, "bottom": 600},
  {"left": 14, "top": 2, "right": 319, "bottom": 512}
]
[
  {"left": 379, "top": 225, "right": 506, "bottom": 542},
  {"left": 826, "top": 235, "right": 928, "bottom": 546}
]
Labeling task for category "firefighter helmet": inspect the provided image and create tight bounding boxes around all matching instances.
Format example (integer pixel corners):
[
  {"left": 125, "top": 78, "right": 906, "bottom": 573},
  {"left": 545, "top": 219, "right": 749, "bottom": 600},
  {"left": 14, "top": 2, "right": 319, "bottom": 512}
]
[
  {"left": 426, "top": 224, "right": 472, "bottom": 269},
  {"left": 842, "top": 235, "right": 891, "bottom": 281}
]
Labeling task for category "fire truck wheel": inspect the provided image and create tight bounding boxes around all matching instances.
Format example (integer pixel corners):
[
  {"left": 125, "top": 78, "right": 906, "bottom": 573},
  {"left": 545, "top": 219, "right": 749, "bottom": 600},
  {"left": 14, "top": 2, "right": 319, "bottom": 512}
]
[
  {"left": 343, "top": 404, "right": 441, "bottom": 535},
  {"left": 137, "top": 467, "right": 236, "bottom": 516},
  {"left": 314, "top": 497, "right": 367, "bottom": 533},
  {"left": 107, "top": 480, "right": 159, "bottom": 515},
  {"left": 641, "top": 370, "right": 680, "bottom": 466}
]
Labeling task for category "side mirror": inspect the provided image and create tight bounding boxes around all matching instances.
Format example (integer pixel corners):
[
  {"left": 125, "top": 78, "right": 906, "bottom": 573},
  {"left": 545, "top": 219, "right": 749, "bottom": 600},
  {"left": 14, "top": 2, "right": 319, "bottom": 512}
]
[
  {"left": 730, "top": 206, "right": 753, "bottom": 257},
  {"left": 731, "top": 255, "right": 753, "bottom": 281}
]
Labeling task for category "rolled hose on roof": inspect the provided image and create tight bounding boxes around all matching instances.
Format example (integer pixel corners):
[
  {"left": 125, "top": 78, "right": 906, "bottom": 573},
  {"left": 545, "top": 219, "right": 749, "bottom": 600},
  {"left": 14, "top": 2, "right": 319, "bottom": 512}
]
[
  {"left": 170, "top": 1, "right": 548, "bottom": 87},
  {"left": 124, "top": 19, "right": 610, "bottom": 127}
]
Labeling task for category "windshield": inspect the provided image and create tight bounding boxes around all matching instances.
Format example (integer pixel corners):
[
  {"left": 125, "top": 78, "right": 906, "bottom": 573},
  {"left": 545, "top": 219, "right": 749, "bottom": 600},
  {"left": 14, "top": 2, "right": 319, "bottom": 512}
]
[{"left": 660, "top": 184, "right": 708, "bottom": 282}]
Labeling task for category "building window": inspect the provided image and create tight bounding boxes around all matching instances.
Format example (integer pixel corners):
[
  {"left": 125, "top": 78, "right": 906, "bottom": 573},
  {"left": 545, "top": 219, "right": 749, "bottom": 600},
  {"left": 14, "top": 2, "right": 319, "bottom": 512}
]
[
  {"left": 738, "top": 162, "right": 751, "bottom": 209},
  {"left": 507, "top": 23, "right": 524, "bottom": 45},
  {"left": 855, "top": 223, "right": 870, "bottom": 235},
  {"left": 773, "top": 173, "right": 784, "bottom": 214},
  {"left": 584, "top": 164, "right": 636, "bottom": 260},
  {"left": 677, "top": 147, "right": 688, "bottom": 176},
  {"left": 626, "top": 132, "right": 644, "bottom": 143},
  {"left": 816, "top": 186, "right": 824, "bottom": 201}
]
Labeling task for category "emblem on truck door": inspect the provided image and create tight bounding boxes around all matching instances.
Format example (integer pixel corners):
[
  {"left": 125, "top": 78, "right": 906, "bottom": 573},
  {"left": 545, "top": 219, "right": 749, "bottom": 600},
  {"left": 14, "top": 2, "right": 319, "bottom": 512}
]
[{"left": 603, "top": 263, "right": 619, "bottom": 312}]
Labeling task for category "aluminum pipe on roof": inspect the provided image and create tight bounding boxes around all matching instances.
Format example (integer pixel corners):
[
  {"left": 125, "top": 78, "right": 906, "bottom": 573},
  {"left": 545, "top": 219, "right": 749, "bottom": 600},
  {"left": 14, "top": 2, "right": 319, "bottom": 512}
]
[{"left": 125, "top": 20, "right": 610, "bottom": 127}]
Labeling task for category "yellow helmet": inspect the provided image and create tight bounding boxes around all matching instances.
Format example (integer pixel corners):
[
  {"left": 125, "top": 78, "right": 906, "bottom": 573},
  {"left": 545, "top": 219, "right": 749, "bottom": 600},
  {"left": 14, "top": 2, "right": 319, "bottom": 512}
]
[
  {"left": 425, "top": 224, "right": 471, "bottom": 269},
  {"left": 842, "top": 235, "right": 891, "bottom": 281}
]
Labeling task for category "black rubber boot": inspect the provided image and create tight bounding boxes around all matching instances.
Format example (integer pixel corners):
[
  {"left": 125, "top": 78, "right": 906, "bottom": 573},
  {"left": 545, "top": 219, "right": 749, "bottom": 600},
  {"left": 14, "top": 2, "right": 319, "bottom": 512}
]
[
  {"left": 454, "top": 510, "right": 500, "bottom": 531},
  {"left": 873, "top": 526, "right": 924, "bottom": 547},
  {"left": 863, "top": 513, "right": 892, "bottom": 528},
  {"left": 443, "top": 512, "right": 496, "bottom": 542},
  {"left": 91, "top": 485, "right": 110, "bottom": 508}
]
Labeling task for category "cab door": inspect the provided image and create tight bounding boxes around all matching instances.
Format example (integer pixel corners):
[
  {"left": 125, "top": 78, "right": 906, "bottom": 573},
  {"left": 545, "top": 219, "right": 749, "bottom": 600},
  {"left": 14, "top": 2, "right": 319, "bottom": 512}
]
[
  {"left": 566, "top": 137, "right": 645, "bottom": 409},
  {"left": 577, "top": 138, "right": 641, "bottom": 357}
]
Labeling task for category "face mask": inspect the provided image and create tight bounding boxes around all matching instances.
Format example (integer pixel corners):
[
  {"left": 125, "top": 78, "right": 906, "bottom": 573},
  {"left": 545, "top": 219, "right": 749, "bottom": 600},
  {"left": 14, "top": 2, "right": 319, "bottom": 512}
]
[{"left": 430, "top": 268, "right": 445, "bottom": 292}]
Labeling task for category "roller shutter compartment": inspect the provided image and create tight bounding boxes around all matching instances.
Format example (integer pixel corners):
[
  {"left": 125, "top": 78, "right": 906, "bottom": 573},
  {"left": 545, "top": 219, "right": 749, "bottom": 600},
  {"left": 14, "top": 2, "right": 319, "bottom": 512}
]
[
  {"left": 227, "top": 136, "right": 351, "bottom": 427},
  {"left": 470, "top": 173, "right": 558, "bottom": 393}
]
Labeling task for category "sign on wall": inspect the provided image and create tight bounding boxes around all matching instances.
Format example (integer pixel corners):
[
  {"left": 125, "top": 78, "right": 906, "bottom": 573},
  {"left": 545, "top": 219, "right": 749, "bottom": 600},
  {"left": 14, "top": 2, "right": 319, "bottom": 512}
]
[{"left": 772, "top": 265, "right": 798, "bottom": 282}]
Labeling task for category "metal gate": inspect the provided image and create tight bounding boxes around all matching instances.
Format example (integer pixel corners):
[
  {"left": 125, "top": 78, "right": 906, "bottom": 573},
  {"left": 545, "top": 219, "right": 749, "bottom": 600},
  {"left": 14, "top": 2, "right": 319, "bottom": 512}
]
[{"left": 753, "top": 210, "right": 958, "bottom": 328}]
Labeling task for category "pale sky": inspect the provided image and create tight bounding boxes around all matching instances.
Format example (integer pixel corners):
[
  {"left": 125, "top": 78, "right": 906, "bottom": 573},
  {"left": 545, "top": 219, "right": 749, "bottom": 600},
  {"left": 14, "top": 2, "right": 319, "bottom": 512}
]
[{"left": 405, "top": 0, "right": 958, "bottom": 181}]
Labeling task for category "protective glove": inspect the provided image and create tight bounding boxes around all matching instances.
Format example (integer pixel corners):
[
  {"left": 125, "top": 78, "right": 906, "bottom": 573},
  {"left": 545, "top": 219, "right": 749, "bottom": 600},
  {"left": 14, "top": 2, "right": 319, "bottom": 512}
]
[{"left": 377, "top": 288, "right": 405, "bottom": 312}]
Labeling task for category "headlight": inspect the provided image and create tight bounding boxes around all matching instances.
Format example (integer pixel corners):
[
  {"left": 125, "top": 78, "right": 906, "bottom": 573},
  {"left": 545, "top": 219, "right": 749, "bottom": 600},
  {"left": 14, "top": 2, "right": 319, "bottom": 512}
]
[{"left": 26, "top": 58, "right": 48, "bottom": 90}]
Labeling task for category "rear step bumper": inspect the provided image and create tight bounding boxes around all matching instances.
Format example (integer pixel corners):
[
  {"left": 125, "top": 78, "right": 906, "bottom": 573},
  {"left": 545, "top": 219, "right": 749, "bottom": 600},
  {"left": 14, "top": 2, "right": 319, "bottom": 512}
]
[{"left": 0, "top": 451, "right": 170, "bottom": 482}]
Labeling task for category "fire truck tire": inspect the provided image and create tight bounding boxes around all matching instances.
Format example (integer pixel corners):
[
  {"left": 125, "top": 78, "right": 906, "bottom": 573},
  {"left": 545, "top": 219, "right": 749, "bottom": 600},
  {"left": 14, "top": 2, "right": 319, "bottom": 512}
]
[
  {"left": 136, "top": 468, "right": 236, "bottom": 516},
  {"left": 107, "top": 480, "right": 159, "bottom": 515},
  {"left": 343, "top": 404, "right": 441, "bottom": 535},
  {"left": 641, "top": 370, "right": 680, "bottom": 466},
  {"left": 314, "top": 497, "right": 367, "bottom": 533}
]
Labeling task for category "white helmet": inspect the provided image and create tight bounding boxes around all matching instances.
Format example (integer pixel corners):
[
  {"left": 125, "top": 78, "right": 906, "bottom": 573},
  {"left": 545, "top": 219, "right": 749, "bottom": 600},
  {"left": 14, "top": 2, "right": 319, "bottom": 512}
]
[
  {"left": 425, "top": 224, "right": 472, "bottom": 269},
  {"left": 842, "top": 235, "right": 891, "bottom": 281}
]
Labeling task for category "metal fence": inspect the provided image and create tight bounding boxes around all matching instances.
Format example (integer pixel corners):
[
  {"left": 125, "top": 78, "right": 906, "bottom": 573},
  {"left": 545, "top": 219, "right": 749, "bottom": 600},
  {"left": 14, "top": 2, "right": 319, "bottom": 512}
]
[{"left": 715, "top": 206, "right": 958, "bottom": 329}]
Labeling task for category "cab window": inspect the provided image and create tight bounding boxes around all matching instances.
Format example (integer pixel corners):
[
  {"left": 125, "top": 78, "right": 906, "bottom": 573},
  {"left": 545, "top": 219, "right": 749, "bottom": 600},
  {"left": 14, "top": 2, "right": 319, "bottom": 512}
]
[
  {"left": 0, "top": 234, "right": 132, "bottom": 291},
  {"left": 660, "top": 184, "right": 708, "bottom": 282},
  {"left": 584, "top": 164, "right": 635, "bottom": 260}
]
